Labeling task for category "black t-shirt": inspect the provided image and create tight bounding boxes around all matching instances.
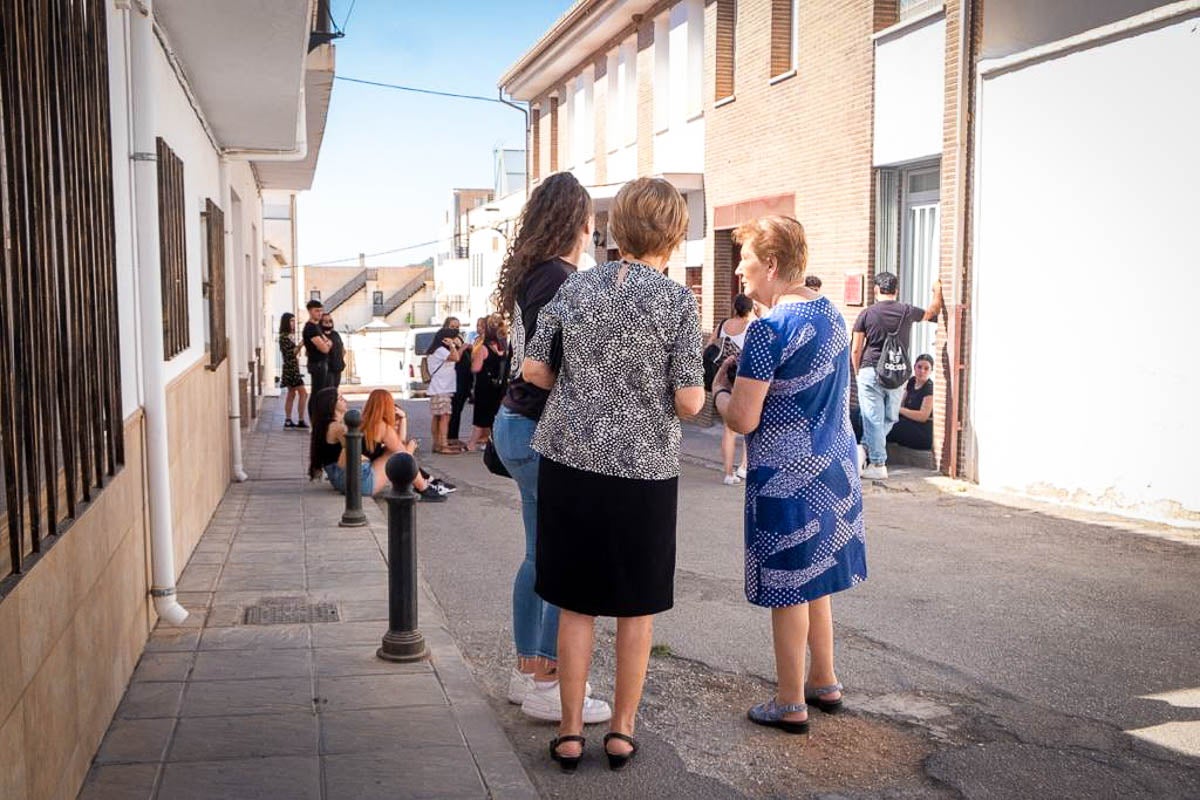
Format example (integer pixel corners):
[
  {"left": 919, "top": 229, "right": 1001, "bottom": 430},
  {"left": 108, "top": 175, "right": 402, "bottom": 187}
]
[
  {"left": 903, "top": 376, "right": 934, "bottom": 419},
  {"left": 302, "top": 320, "right": 327, "bottom": 367},
  {"left": 325, "top": 330, "right": 345, "bottom": 372},
  {"left": 502, "top": 258, "right": 575, "bottom": 420},
  {"left": 852, "top": 300, "right": 925, "bottom": 369},
  {"left": 454, "top": 335, "right": 473, "bottom": 393}
]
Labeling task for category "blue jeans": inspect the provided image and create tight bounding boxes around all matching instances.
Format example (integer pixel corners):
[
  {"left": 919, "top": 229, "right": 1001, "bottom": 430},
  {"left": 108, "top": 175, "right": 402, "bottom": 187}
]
[
  {"left": 493, "top": 407, "right": 559, "bottom": 661},
  {"left": 857, "top": 367, "right": 903, "bottom": 466},
  {"left": 324, "top": 461, "right": 375, "bottom": 496}
]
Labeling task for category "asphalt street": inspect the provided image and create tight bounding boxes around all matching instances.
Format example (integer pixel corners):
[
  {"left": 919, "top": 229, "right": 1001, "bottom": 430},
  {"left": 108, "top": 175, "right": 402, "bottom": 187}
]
[{"left": 394, "top": 397, "right": 1200, "bottom": 800}]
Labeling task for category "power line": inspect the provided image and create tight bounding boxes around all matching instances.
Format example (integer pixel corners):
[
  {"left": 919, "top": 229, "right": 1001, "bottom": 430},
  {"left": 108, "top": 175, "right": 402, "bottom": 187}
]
[
  {"left": 334, "top": 75, "right": 509, "bottom": 105},
  {"left": 307, "top": 238, "right": 441, "bottom": 267},
  {"left": 339, "top": 0, "right": 358, "bottom": 33}
]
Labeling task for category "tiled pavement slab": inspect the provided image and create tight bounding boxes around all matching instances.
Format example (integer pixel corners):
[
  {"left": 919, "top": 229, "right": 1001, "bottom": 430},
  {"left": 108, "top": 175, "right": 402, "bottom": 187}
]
[{"left": 77, "top": 399, "right": 537, "bottom": 800}]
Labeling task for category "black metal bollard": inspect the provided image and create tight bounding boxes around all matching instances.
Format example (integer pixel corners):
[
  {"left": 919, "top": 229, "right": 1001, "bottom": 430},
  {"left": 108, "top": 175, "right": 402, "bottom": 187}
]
[
  {"left": 377, "top": 452, "right": 428, "bottom": 662},
  {"left": 339, "top": 409, "right": 368, "bottom": 528}
]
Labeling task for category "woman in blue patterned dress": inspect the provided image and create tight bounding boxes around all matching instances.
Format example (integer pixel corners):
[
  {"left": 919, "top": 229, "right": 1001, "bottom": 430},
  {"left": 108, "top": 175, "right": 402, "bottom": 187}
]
[{"left": 712, "top": 215, "right": 867, "bottom": 735}]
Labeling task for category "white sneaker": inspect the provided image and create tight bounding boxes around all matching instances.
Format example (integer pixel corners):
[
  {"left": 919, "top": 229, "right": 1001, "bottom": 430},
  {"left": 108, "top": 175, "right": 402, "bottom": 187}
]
[
  {"left": 507, "top": 668, "right": 534, "bottom": 704},
  {"left": 857, "top": 445, "right": 868, "bottom": 472},
  {"left": 862, "top": 464, "right": 889, "bottom": 480},
  {"left": 723, "top": 474, "right": 742, "bottom": 486},
  {"left": 520, "top": 679, "right": 612, "bottom": 723},
  {"left": 507, "top": 668, "right": 593, "bottom": 705},
  {"left": 735, "top": 465, "right": 747, "bottom": 479}
]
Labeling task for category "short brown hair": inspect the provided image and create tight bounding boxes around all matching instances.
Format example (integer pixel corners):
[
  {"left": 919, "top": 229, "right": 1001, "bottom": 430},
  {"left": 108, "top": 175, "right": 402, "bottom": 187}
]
[
  {"left": 733, "top": 215, "right": 808, "bottom": 282},
  {"left": 609, "top": 177, "right": 688, "bottom": 260}
]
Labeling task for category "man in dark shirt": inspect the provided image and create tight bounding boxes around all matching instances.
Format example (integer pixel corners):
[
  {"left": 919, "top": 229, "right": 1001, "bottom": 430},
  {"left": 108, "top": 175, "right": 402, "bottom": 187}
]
[
  {"left": 443, "top": 317, "right": 472, "bottom": 447},
  {"left": 302, "top": 299, "right": 332, "bottom": 415},
  {"left": 320, "top": 313, "right": 346, "bottom": 389},
  {"left": 850, "top": 272, "right": 943, "bottom": 479}
]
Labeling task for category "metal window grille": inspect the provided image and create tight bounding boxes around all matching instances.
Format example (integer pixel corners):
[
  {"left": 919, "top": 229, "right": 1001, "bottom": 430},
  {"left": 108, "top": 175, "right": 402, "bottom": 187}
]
[
  {"left": 0, "top": 0, "right": 125, "bottom": 592},
  {"left": 156, "top": 138, "right": 189, "bottom": 359},
  {"left": 203, "top": 199, "right": 227, "bottom": 368}
]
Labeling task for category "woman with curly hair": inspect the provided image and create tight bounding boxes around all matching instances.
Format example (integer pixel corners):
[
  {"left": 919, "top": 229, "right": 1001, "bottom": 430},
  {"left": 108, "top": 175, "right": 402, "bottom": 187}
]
[{"left": 492, "top": 172, "right": 611, "bottom": 726}]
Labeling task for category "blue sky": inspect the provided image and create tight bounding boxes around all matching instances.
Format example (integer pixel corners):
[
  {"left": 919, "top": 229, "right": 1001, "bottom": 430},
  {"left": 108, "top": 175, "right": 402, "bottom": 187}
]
[{"left": 297, "top": 1, "right": 568, "bottom": 267}]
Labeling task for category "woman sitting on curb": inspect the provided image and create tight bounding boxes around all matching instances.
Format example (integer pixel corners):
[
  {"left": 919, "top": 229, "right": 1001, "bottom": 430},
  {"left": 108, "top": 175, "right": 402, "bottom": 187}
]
[{"left": 307, "top": 387, "right": 445, "bottom": 502}]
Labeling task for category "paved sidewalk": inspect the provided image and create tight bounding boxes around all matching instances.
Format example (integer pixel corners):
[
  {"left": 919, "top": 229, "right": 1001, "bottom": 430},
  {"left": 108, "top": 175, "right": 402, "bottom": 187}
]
[{"left": 77, "top": 398, "right": 538, "bottom": 800}]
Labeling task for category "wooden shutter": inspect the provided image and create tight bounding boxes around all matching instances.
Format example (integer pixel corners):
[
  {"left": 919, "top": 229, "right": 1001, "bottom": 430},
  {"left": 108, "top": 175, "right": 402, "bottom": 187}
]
[
  {"left": 156, "top": 137, "right": 189, "bottom": 360},
  {"left": 549, "top": 97, "right": 559, "bottom": 173},
  {"left": 203, "top": 199, "right": 227, "bottom": 368},
  {"left": 715, "top": 0, "right": 737, "bottom": 101},
  {"left": 531, "top": 107, "right": 541, "bottom": 181},
  {"left": 770, "top": 0, "right": 794, "bottom": 77}
]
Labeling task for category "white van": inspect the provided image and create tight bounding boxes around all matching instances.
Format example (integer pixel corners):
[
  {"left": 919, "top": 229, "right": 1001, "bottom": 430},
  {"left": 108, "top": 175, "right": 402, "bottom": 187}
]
[{"left": 397, "top": 326, "right": 441, "bottom": 397}]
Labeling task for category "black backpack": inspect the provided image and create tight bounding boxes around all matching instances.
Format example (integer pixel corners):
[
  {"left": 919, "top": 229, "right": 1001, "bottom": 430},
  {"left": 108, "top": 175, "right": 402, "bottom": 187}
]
[{"left": 875, "top": 319, "right": 911, "bottom": 390}]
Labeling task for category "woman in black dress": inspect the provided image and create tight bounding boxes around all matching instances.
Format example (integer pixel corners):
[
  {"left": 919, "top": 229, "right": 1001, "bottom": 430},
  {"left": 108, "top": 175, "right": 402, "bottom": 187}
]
[
  {"left": 278, "top": 313, "right": 308, "bottom": 429},
  {"left": 522, "top": 177, "right": 704, "bottom": 771},
  {"left": 466, "top": 315, "right": 508, "bottom": 451},
  {"left": 888, "top": 353, "right": 935, "bottom": 450}
]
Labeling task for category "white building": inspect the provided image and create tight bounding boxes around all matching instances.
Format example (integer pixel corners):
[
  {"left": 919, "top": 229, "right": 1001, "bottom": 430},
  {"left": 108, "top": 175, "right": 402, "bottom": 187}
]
[
  {"left": 0, "top": 3, "right": 333, "bottom": 797},
  {"left": 964, "top": 0, "right": 1200, "bottom": 523}
]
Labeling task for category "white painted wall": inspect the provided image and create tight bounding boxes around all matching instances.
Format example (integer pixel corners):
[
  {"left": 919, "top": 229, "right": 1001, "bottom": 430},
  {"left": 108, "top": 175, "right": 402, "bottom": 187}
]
[
  {"left": 107, "top": 6, "right": 142, "bottom": 418},
  {"left": 654, "top": 0, "right": 704, "bottom": 175},
  {"left": 873, "top": 15, "right": 945, "bottom": 167},
  {"left": 152, "top": 41, "right": 222, "bottom": 384},
  {"left": 970, "top": 13, "right": 1200, "bottom": 520}
]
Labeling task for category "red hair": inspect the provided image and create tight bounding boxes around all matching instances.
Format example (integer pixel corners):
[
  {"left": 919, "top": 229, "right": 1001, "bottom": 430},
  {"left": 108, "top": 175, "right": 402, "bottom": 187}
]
[{"left": 361, "top": 389, "right": 395, "bottom": 453}]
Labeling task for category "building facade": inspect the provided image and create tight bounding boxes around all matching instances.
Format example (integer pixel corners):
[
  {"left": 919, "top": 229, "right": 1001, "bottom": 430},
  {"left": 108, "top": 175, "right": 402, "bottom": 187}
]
[
  {"left": 501, "top": 0, "right": 1197, "bottom": 523},
  {"left": 0, "top": 2, "right": 333, "bottom": 797}
]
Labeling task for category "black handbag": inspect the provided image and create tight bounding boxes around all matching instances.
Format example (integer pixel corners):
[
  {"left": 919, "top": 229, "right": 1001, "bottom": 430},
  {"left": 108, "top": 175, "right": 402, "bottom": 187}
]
[{"left": 483, "top": 436, "right": 511, "bottom": 478}]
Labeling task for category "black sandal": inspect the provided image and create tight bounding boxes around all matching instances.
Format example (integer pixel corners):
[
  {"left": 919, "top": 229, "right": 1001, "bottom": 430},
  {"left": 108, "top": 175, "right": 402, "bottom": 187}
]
[
  {"left": 805, "top": 682, "right": 844, "bottom": 715},
  {"left": 603, "top": 732, "right": 638, "bottom": 771},
  {"left": 549, "top": 735, "right": 585, "bottom": 773}
]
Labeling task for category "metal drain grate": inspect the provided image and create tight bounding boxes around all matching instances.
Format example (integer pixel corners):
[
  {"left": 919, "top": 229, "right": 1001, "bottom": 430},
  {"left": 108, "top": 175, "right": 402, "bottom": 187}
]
[{"left": 242, "top": 596, "right": 340, "bottom": 625}]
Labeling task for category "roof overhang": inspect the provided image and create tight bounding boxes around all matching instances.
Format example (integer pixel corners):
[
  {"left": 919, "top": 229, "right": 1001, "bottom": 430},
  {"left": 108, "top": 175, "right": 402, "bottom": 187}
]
[
  {"left": 154, "top": 0, "right": 312, "bottom": 150},
  {"left": 255, "top": 44, "right": 336, "bottom": 190},
  {"left": 498, "top": 0, "right": 660, "bottom": 101}
]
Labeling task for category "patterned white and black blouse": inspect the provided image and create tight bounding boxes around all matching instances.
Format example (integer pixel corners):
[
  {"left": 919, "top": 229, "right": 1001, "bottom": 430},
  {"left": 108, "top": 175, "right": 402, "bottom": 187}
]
[{"left": 528, "top": 260, "right": 704, "bottom": 480}]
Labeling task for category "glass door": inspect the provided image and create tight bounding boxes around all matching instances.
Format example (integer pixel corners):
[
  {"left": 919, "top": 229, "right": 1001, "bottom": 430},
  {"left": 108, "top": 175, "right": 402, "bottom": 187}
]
[{"left": 900, "top": 167, "right": 940, "bottom": 361}]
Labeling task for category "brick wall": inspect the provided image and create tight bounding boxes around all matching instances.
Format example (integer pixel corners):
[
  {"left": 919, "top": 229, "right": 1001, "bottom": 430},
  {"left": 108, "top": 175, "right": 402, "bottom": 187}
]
[
  {"left": 936, "top": 0, "right": 979, "bottom": 479},
  {"left": 703, "top": 0, "right": 880, "bottom": 333}
]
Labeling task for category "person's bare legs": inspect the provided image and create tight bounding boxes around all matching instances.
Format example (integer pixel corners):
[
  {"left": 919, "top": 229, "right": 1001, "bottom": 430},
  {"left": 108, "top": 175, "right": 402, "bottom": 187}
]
[
  {"left": 284, "top": 388, "right": 296, "bottom": 421},
  {"left": 771, "top": 603, "right": 810, "bottom": 722},
  {"left": 296, "top": 387, "right": 308, "bottom": 423},
  {"left": 607, "top": 615, "right": 654, "bottom": 755},
  {"left": 805, "top": 594, "right": 840, "bottom": 700},
  {"left": 433, "top": 414, "right": 450, "bottom": 450},
  {"left": 555, "top": 610, "right": 595, "bottom": 758},
  {"left": 721, "top": 425, "right": 737, "bottom": 478}
]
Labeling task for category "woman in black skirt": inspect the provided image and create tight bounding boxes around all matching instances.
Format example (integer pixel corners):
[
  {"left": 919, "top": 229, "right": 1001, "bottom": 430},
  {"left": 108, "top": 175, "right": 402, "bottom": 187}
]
[{"left": 521, "top": 177, "right": 705, "bottom": 771}]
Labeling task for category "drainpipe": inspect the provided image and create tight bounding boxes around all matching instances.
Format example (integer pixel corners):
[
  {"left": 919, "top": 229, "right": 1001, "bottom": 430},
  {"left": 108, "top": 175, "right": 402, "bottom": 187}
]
[
  {"left": 129, "top": 0, "right": 187, "bottom": 626},
  {"left": 219, "top": 157, "right": 249, "bottom": 483}
]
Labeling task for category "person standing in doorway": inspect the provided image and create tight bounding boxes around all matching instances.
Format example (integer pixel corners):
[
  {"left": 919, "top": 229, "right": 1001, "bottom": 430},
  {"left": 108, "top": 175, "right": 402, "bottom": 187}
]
[
  {"left": 278, "top": 313, "right": 308, "bottom": 429},
  {"left": 320, "top": 313, "right": 346, "bottom": 389},
  {"left": 302, "top": 299, "right": 332, "bottom": 416},
  {"left": 850, "top": 272, "right": 943, "bottom": 479}
]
